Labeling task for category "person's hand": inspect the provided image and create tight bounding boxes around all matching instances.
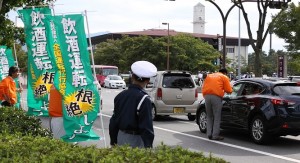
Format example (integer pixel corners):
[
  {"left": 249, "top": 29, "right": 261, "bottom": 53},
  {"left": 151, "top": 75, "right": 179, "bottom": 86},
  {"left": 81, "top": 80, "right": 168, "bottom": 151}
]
[{"left": 17, "top": 88, "right": 23, "bottom": 92}]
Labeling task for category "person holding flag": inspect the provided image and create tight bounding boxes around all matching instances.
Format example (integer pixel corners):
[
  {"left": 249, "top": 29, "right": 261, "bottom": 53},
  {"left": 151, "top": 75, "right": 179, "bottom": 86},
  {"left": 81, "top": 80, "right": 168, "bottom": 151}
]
[{"left": 0, "top": 66, "right": 22, "bottom": 107}]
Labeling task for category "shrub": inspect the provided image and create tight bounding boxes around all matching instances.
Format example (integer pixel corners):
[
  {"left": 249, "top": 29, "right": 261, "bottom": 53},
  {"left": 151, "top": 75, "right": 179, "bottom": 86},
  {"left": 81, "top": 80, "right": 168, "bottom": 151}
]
[
  {"left": 0, "top": 107, "right": 52, "bottom": 137},
  {"left": 0, "top": 135, "right": 228, "bottom": 163}
]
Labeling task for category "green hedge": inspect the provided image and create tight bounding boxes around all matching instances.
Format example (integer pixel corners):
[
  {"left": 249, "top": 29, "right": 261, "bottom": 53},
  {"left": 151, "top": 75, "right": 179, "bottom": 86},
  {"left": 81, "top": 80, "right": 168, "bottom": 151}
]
[
  {"left": 0, "top": 106, "right": 228, "bottom": 163},
  {"left": 0, "top": 135, "right": 227, "bottom": 163},
  {"left": 0, "top": 107, "right": 52, "bottom": 137}
]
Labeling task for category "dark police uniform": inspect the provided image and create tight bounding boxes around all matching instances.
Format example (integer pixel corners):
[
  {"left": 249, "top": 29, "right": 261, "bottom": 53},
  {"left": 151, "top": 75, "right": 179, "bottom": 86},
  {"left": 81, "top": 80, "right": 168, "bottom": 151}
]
[{"left": 109, "top": 84, "right": 154, "bottom": 148}]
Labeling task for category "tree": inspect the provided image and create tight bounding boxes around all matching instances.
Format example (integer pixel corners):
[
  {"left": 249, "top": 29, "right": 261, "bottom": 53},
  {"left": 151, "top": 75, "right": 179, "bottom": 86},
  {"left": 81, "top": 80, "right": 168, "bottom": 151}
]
[
  {"left": 169, "top": 33, "right": 219, "bottom": 73},
  {"left": 230, "top": 0, "right": 289, "bottom": 77},
  {"left": 0, "top": 0, "right": 54, "bottom": 71},
  {"left": 245, "top": 49, "right": 300, "bottom": 76},
  {"left": 94, "top": 34, "right": 220, "bottom": 73},
  {"left": 0, "top": 0, "right": 54, "bottom": 46},
  {"left": 272, "top": 2, "right": 300, "bottom": 52}
]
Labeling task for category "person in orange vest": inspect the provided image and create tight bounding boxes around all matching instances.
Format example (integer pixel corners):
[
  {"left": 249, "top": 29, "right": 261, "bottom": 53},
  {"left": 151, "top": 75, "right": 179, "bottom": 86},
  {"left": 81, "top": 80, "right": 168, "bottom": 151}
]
[
  {"left": 202, "top": 68, "right": 232, "bottom": 141},
  {"left": 49, "top": 84, "right": 65, "bottom": 139},
  {"left": 0, "top": 66, "right": 22, "bottom": 107}
]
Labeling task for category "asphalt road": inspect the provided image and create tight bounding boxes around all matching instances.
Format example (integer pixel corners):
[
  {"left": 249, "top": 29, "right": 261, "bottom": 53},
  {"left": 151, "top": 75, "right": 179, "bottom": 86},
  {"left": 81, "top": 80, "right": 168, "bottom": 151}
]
[{"left": 21, "top": 88, "right": 300, "bottom": 163}]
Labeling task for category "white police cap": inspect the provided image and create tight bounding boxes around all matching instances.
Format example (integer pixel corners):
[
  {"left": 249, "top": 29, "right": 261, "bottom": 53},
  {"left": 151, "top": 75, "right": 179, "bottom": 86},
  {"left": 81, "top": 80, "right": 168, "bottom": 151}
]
[{"left": 131, "top": 61, "right": 157, "bottom": 78}]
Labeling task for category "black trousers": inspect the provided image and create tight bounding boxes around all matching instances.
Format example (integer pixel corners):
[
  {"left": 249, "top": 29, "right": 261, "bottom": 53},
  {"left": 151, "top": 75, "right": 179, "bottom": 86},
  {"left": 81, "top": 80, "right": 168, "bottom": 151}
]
[{"left": 1, "top": 101, "right": 12, "bottom": 107}]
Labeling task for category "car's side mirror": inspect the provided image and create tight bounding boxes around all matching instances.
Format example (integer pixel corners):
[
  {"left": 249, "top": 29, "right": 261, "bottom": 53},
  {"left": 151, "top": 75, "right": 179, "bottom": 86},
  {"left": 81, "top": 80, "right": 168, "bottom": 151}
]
[
  {"left": 146, "top": 82, "right": 154, "bottom": 88},
  {"left": 223, "top": 93, "right": 231, "bottom": 100},
  {"left": 223, "top": 96, "right": 230, "bottom": 101}
]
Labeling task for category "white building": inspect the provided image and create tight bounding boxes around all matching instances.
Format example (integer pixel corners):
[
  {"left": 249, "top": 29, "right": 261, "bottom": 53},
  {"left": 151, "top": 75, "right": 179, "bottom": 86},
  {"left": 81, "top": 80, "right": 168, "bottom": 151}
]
[
  {"left": 193, "top": 3, "right": 205, "bottom": 34},
  {"left": 192, "top": 3, "right": 250, "bottom": 68}
]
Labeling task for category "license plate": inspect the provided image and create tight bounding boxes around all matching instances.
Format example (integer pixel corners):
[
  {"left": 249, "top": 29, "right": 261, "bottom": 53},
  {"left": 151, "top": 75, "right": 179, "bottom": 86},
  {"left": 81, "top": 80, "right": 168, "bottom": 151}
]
[{"left": 173, "top": 107, "right": 185, "bottom": 113}]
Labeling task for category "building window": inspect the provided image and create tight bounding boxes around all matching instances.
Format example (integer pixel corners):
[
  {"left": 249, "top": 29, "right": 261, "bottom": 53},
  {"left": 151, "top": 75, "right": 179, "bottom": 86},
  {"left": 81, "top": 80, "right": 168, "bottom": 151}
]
[{"left": 227, "top": 48, "right": 234, "bottom": 53}]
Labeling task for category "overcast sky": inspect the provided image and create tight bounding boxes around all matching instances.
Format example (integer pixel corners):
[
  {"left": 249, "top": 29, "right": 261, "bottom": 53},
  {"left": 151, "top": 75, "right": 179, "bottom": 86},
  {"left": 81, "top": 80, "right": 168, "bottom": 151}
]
[{"left": 10, "top": 0, "right": 300, "bottom": 53}]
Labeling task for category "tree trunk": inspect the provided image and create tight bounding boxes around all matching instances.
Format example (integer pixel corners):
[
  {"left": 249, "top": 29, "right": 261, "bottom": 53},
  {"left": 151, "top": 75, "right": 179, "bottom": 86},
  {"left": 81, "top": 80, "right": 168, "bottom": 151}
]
[
  {"left": 0, "top": 0, "right": 3, "bottom": 12},
  {"left": 254, "top": 49, "right": 262, "bottom": 77}
]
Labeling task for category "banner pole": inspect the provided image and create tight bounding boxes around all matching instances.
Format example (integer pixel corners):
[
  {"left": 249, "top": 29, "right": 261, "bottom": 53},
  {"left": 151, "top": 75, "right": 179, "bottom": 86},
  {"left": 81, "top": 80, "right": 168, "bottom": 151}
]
[
  {"left": 13, "top": 15, "right": 25, "bottom": 110},
  {"left": 13, "top": 16, "right": 19, "bottom": 68},
  {"left": 84, "top": 10, "right": 106, "bottom": 148},
  {"left": 84, "top": 10, "right": 97, "bottom": 81}
]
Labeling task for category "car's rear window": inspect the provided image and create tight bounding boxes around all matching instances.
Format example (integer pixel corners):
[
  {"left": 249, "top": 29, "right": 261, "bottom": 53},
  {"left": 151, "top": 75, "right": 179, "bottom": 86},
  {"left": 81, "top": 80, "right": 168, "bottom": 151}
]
[
  {"left": 162, "top": 74, "right": 195, "bottom": 88},
  {"left": 273, "top": 84, "right": 300, "bottom": 95}
]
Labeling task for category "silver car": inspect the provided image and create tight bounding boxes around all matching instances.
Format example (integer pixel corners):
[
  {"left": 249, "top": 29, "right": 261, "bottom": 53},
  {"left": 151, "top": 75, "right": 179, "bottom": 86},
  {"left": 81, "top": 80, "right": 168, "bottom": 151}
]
[{"left": 146, "top": 71, "right": 199, "bottom": 121}]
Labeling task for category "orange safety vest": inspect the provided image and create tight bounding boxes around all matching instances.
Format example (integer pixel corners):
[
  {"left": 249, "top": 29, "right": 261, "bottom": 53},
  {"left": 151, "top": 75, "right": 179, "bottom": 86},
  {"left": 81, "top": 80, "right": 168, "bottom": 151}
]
[
  {"left": 0, "top": 76, "right": 17, "bottom": 105},
  {"left": 202, "top": 72, "right": 233, "bottom": 98},
  {"left": 49, "top": 85, "right": 63, "bottom": 117}
]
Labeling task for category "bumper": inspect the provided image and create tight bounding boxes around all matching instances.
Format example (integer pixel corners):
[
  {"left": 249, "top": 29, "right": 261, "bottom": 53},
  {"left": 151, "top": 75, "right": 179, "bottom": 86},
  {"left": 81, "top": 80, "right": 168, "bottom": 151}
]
[
  {"left": 154, "top": 100, "right": 198, "bottom": 115},
  {"left": 267, "top": 116, "right": 300, "bottom": 136},
  {"left": 110, "top": 84, "right": 126, "bottom": 89}
]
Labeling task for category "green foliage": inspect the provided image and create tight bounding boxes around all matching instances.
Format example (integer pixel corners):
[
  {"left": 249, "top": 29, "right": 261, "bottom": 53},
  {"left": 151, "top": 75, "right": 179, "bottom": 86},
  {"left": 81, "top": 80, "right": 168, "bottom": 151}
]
[
  {"left": 245, "top": 50, "right": 300, "bottom": 76},
  {"left": 14, "top": 43, "right": 28, "bottom": 72},
  {"left": 0, "top": 107, "right": 52, "bottom": 137},
  {"left": 272, "top": 2, "right": 300, "bottom": 52},
  {"left": 0, "top": 135, "right": 228, "bottom": 163},
  {"left": 0, "top": 0, "right": 54, "bottom": 48},
  {"left": 94, "top": 34, "right": 219, "bottom": 73}
]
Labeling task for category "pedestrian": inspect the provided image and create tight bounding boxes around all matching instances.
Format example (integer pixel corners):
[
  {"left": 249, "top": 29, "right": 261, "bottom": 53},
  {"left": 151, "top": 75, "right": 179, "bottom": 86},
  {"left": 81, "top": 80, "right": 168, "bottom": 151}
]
[
  {"left": 109, "top": 60, "right": 157, "bottom": 148},
  {"left": 49, "top": 84, "right": 65, "bottom": 139},
  {"left": 202, "top": 68, "right": 232, "bottom": 140},
  {"left": 128, "top": 70, "right": 132, "bottom": 86},
  {"left": 197, "top": 71, "right": 203, "bottom": 86},
  {"left": 0, "top": 66, "right": 22, "bottom": 107}
]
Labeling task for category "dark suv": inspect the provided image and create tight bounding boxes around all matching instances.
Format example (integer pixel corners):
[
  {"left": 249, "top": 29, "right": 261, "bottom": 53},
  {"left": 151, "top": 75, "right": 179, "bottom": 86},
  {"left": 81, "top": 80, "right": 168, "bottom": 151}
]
[
  {"left": 146, "top": 71, "right": 199, "bottom": 121},
  {"left": 196, "top": 78, "right": 300, "bottom": 144}
]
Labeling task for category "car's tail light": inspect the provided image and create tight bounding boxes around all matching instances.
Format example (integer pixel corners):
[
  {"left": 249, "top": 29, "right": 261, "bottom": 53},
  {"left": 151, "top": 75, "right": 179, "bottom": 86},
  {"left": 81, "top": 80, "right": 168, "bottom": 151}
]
[
  {"left": 282, "top": 122, "right": 289, "bottom": 128},
  {"left": 195, "top": 89, "right": 198, "bottom": 98},
  {"left": 271, "top": 98, "right": 295, "bottom": 105},
  {"left": 271, "top": 99, "right": 285, "bottom": 105},
  {"left": 157, "top": 88, "right": 162, "bottom": 100}
]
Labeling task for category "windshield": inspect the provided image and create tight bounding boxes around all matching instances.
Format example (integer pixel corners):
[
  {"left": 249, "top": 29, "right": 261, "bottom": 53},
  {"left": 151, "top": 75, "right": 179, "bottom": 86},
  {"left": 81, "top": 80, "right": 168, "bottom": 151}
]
[
  {"left": 110, "top": 76, "right": 122, "bottom": 80},
  {"left": 102, "top": 68, "right": 118, "bottom": 76}
]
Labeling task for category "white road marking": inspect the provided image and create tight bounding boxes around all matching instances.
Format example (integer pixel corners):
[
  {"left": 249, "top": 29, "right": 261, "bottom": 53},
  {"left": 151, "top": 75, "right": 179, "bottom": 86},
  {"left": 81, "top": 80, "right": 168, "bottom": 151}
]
[{"left": 100, "top": 113, "right": 300, "bottom": 163}]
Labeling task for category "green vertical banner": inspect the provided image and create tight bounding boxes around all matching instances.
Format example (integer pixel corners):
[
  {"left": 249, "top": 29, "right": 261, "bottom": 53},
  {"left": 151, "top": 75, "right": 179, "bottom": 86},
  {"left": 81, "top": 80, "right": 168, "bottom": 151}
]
[
  {"left": 48, "top": 14, "right": 100, "bottom": 142},
  {"left": 18, "top": 7, "right": 55, "bottom": 116},
  {"left": 0, "top": 46, "right": 15, "bottom": 80},
  {"left": 0, "top": 46, "right": 21, "bottom": 109}
]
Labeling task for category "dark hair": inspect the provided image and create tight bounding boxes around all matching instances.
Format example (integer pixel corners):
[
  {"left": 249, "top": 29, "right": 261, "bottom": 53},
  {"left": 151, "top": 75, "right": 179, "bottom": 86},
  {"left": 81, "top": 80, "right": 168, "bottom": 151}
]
[
  {"left": 8, "top": 66, "right": 19, "bottom": 76},
  {"left": 219, "top": 68, "right": 228, "bottom": 74},
  {"left": 132, "top": 74, "right": 149, "bottom": 82}
]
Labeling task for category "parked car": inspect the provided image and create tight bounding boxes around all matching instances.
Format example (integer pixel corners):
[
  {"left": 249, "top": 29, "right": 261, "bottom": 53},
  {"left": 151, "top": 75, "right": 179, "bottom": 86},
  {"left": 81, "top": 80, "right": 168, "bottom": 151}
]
[
  {"left": 146, "top": 70, "right": 199, "bottom": 121},
  {"left": 120, "top": 73, "right": 131, "bottom": 86},
  {"left": 196, "top": 78, "right": 300, "bottom": 144},
  {"left": 288, "top": 76, "right": 300, "bottom": 83},
  {"left": 104, "top": 75, "right": 126, "bottom": 89}
]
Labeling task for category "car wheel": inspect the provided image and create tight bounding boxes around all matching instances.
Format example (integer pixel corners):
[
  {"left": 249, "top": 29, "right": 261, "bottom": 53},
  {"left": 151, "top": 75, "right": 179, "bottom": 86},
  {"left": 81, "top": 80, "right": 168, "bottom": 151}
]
[
  {"left": 109, "top": 83, "right": 112, "bottom": 89},
  {"left": 152, "top": 105, "right": 157, "bottom": 121},
  {"left": 197, "top": 109, "right": 207, "bottom": 133},
  {"left": 187, "top": 113, "right": 196, "bottom": 121},
  {"left": 250, "top": 115, "right": 269, "bottom": 144}
]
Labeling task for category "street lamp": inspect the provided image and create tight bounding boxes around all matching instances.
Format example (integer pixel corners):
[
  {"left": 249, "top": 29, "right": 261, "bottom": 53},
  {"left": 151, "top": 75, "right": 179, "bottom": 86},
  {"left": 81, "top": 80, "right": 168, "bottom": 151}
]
[
  {"left": 205, "top": 0, "right": 236, "bottom": 68},
  {"left": 162, "top": 22, "right": 170, "bottom": 70}
]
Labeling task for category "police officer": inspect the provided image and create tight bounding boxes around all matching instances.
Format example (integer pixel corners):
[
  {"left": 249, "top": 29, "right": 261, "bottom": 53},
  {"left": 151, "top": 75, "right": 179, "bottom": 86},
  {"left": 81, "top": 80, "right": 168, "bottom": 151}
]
[{"left": 109, "top": 61, "right": 157, "bottom": 148}]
